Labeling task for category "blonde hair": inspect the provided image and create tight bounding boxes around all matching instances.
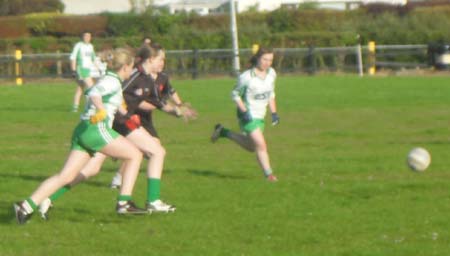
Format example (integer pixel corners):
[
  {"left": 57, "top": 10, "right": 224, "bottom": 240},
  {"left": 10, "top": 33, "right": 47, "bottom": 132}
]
[{"left": 100, "top": 48, "right": 134, "bottom": 71}]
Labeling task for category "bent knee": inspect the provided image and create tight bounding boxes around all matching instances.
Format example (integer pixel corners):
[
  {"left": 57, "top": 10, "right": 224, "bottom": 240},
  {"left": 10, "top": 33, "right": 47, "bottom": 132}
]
[
  {"left": 255, "top": 143, "right": 267, "bottom": 152},
  {"left": 154, "top": 145, "right": 166, "bottom": 156},
  {"left": 144, "top": 145, "right": 166, "bottom": 158},
  {"left": 127, "top": 149, "right": 143, "bottom": 161}
]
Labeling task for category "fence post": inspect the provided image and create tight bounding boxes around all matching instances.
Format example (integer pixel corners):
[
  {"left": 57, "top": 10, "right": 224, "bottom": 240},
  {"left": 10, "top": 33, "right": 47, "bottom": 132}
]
[
  {"left": 356, "top": 44, "right": 364, "bottom": 77},
  {"left": 307, "top": 46, "right": 316, "bottom": 75},
  {"left": 15, "top": 49, "right": 23, "bottom": 86},
  {"left": 192, "top": 48, "right": 198, "bottom": 80},
  {"left": 368, "top": 41, "right": 376, "bottom": 75},
  {"left": 56, "top": 50, "right": 62, "bottom": 77}
]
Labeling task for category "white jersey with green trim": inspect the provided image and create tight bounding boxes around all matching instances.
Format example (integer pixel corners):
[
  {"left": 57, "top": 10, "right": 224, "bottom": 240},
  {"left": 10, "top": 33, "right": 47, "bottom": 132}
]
[
  {"left": 231, "top": 67, "right": 276, "bottom": 119},
  {"left": 70, "top": 42, "right": 95, "bottom": 70},
  {"left": 80, "top": 71, "right": 123, "bottom": 128}
]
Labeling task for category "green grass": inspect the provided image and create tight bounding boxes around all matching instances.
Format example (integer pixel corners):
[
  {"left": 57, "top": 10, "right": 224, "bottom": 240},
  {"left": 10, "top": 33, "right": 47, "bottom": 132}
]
[{"left": 2, "top": 75, "right": 450, "bottom": 255}]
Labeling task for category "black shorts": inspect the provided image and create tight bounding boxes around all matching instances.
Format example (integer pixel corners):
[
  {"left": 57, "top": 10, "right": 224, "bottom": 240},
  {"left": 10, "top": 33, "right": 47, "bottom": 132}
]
[
  {"left": 112, "top": 119, "right": 159, "bottom": 138},
  {"left": 141, "top": 118, "right": 159, "bottom": 138}
]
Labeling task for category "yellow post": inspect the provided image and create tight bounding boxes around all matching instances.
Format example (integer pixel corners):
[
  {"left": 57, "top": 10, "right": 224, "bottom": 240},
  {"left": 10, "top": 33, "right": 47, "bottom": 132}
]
[
  {"left": 15, "top": 49, "right": 23, "bottom": 86},
  {"left": 368, "top": 41, "right": 376, "bottom": 75},
  {"left": 252, "top": 44, "right": 259, "bottom": 54}
]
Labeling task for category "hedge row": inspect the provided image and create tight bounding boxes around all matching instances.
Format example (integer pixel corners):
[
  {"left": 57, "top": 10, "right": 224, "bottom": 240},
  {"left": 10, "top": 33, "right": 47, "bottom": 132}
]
[{"left": 2, "top": 5, "right": 450, "bottom": 53}]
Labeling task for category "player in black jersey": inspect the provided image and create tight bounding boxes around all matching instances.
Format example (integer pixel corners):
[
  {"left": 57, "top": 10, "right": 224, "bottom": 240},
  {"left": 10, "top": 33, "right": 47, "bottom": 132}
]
[
  {"left": 38, "top": 44, "right": 197, "bottom": 217},
  {"left": 110, "top": 44, "right": 197, "bottom": 212}
]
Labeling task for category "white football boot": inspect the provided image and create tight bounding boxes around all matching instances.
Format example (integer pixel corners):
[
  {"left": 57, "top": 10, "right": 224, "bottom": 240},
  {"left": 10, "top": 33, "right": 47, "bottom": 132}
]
[
  {"left": 39, "top": 198, "right": 52, "bottom": 220},
  {"left": 146, "top": 200, "right": 176, "bottom": 213}
]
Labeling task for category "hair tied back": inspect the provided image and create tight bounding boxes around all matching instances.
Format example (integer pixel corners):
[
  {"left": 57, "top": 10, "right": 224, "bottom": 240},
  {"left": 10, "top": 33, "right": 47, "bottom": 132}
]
[{"left": 107, "top": 53, "right": 114, "bottom": 61}]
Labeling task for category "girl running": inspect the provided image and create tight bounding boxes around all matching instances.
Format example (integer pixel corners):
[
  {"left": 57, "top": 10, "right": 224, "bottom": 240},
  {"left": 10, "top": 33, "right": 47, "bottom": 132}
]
[
  {"left": 210, "top": 46, "right": 280, "bottom": 182},
  {"left": 38, "top": 43, "right": 197, "bottom": 218},
  {"left": 14, "top": 48, "right": 146, "bottom": 225}
]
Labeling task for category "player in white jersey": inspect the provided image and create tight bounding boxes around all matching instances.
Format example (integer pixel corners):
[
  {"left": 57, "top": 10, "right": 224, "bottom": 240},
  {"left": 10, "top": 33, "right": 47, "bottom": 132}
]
[
  {"left": 211, "top": 46, "right": 280, "bottom": 182},
  {"left": 37, "top": 44, "right": 194, "bottom": 218},
  {"left": 70, "top": 31, "right": 97, "bottom": 112},
  {"left": 13, "top": 48, "right": 147, "bottom": 224}
]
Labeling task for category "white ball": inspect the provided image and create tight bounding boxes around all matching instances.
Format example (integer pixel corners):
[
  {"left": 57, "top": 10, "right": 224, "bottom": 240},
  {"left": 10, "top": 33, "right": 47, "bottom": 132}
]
[{"left": 407, "top": 147, "right": 431, "bottom": 172}]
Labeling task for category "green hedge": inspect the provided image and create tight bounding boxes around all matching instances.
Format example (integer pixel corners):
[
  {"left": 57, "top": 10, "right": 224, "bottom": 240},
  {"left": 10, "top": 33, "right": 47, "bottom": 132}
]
[{"left": 2, "top": 5, "right": 450, "bottom": 53}]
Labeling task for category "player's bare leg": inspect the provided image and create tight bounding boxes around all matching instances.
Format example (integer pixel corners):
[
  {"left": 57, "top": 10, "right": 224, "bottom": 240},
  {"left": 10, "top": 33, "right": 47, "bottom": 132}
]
[
  {"left": 211, "top": 124, "right": 255, "bottom": 151},
  {"left": 249, "top": 129, "right": 277, "bottom": 181},
  {"left": 125, "top": 127, "right": 175, "bottom": 212},
  {"left": 100, "top": 136, "right": 146, "bottom": 214},
  {"left": 72, "top": 78, "right": 94, "bottom": 112}
]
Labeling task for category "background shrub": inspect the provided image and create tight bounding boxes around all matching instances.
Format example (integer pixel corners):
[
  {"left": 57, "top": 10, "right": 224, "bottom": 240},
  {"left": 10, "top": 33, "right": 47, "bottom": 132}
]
[{"left": 2, "top": 4, "right": 450, "bottom": 54}]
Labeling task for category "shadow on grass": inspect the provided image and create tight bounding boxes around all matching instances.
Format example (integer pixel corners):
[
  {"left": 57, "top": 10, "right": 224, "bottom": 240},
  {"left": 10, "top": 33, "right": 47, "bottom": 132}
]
[
  {"left": 0, "top": 167, "right": 119, "bottom": 189},
  {"left": 388, "top": 140, "right": 450, "bottom": 145},
  {"left": 0, "top": 173, "right": 48, "bottom": 182},
  {"left": 0, "top": 199, "right": 131, "bottom": 225},
  {"left": 0, "top": 200, "right": 18, "bottom": 225},
  {"left": 188, "top": 169, "right": 248, "bottom": 180}
]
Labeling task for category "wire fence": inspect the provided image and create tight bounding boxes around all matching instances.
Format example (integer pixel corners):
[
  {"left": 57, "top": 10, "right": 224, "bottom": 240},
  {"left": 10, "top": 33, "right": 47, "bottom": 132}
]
[{"left": 0, "top": 44, "right": 433, "bottom": 81}]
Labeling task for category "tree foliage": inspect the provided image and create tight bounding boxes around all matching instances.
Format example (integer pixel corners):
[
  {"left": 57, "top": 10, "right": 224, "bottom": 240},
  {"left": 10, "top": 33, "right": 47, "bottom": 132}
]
[
  {"left": 4, "top": 3, "right": 450, "bottom": 52},
  {"left": 0, "top": 0, "right": 64, "bottom": 16}
]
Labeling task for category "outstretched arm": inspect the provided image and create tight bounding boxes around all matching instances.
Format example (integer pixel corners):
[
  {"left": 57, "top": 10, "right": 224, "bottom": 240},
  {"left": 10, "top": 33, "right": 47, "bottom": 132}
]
[
  {"left": 269, "top": 97, "right": 279, "bottom": 126},
  {"left": 269, "top": 98, "right": 277, "bottom": 114}
]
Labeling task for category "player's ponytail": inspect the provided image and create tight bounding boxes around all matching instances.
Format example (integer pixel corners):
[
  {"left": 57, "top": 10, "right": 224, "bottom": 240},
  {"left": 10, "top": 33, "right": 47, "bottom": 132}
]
[
  {"left": 100, "top": 48, "right": 134, "bottom": 72},
  {"left": 135, "top": 43, "right": 164, "bottom": 67}
]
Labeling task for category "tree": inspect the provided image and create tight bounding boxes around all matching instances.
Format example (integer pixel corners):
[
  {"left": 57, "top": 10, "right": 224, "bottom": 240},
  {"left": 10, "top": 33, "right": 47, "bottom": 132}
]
[
  {"left": 129, "top": 0, "right": 153, "bottom": 14},
  {"left": 298, "top": 2, "right": 320, "bottom": 10},
  {"left": 0, "top": 0, "right": 64, "bottom": 16}
]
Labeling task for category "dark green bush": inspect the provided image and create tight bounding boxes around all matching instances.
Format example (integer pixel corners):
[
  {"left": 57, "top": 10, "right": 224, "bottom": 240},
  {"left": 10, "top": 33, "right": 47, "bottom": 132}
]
[{"left": 2, "top": 5, "right": 450, "bottom": 53}]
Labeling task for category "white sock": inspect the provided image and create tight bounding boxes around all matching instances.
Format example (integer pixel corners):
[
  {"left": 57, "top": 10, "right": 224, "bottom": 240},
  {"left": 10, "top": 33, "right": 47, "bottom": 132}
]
[{"left": 22, "top": 201, "right": 34, "bottom": 214}]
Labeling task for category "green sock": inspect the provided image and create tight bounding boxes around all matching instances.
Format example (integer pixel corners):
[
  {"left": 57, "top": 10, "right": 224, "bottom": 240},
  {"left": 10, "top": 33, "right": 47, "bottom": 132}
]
[
  {"left": 49, "top": 185, "right": 71, "bottom": 201},
  {"left": 25, "top": 198, "right": 37, "bottom": 210},
  {"left": 147, "top": 178, "right": 161, "bottom": 202},
  {"left": 118, "top": 195, "right": 132, "bottom": 202},
  {"left": 220, "top": 128, "right": 230, "bottom": 137}
]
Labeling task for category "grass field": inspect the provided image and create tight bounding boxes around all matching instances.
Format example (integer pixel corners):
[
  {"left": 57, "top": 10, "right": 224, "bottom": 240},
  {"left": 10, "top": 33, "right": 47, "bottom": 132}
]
[{"left": 1, "top": 75, "right": 450, "bottom": 255}]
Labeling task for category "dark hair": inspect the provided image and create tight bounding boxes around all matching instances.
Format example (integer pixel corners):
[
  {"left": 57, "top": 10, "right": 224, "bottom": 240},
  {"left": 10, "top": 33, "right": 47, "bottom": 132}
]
[
  {"left": 80, "top": 30, "right": 91, "bottom": 38},
  {"left": 135, "top": 42, "right": 164, "bottom": 66},
  {"left": 249, "top": 46, "right": 274, "bottom": 67}
]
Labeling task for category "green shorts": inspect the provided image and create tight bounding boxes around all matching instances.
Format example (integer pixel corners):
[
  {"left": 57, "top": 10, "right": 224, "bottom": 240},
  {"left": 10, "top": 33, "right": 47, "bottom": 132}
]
[
  {"left": 77, "top": 67, "right": 91, "bottom": 79},
  {"left": 71, "top": 120, "right": 120, "bottom": 155},
  {"left": 239, "top": 118, "right": 265, "bottom": 134}
]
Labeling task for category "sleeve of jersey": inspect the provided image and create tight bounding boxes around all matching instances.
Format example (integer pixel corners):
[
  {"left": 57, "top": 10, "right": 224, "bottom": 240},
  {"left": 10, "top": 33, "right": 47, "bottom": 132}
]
[
  {"left": 123, "top": 82, "right": 145, "bottom": 113},
  {"left": 86, "top": 84, "right": 101, "bottom": 98},
  {"left": 70, "top": 43, "right": 80, "bottom": 61},
  {"left": 165, "top": 78, "right": 176, "bottom": 95},
  {"left": 270, "top": 69, "right": 277, "bottom": 99},
  {"left": 88, "top": 78, "right": 120, "bottom": 98},
  {"left": 144, "top": 95, "right": 164, "bottom": 109},
  {"left": 231, "top": 74, "right": 247, "bottom": 101},
  {"left": 92, "top": 48, "right": 96, "bottom": 61}
]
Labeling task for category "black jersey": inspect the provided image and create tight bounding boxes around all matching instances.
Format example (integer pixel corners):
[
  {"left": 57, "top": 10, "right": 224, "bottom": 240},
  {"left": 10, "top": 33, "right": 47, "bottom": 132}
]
[
  {"left": 147, "top": 72, "right": 176, "bottom": 108},
  {"left": 136, "top": 73, "right": 175, "bottom": 122},
  {"left": 122, "top": 66, "right": 153, "bottom": 115},
  {"left": 113, "top": 67, "right": 175, "bottom": 138},
  {"left": 113, "top": 66, "right": 157, "bottom": 136}
]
